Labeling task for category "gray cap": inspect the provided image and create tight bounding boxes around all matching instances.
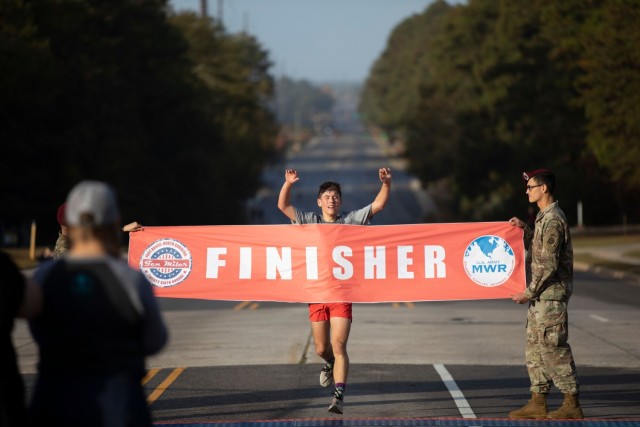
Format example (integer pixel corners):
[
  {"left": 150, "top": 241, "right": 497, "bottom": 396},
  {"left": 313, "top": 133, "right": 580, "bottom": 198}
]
[{"left": 65, "top": 180, "right": 120, "bottom": 226}]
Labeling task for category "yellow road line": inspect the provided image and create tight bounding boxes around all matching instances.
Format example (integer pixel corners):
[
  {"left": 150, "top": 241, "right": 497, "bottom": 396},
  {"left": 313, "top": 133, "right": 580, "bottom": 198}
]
[
  {"left": 392, "top": 302, "right": 415, "bottom": 309},
  {"left": 147, "top": 367, "right": 185, "bottom": 405},
  {"left": 142, "top": 368, "right": 160, "bottom": 385},
  {"left": 234, "top": 301, "right": 252, "bottom": 311},
  {"left": 249, "top": 303, "right": 260, "bottom": 310}
]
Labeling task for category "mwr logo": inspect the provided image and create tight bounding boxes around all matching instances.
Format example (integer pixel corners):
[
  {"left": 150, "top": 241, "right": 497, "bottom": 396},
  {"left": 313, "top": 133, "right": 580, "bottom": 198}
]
[
  {"left": 140, "top": 239, "right": 192, "bottom": 288},
  {"left": 463, "top": 235, "right": 515, "bottom": 287}
]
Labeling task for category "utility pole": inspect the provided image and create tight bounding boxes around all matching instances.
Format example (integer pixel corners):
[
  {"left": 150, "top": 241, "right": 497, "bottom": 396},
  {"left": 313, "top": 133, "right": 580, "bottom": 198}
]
[
  {"left": 218, "top": 0, "right": 224, "bottom": 24},
  {"left": 200, "top": 0, "right": 207, "bottom": 17},
  {"left": 29, "top": 220, "right": 36, "bottom": 260},
  {"left": 243, "top": 11, "right": 250, "bottom": 33}
]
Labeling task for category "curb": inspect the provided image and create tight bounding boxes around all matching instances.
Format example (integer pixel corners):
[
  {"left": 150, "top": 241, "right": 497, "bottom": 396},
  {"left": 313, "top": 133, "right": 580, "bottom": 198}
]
[{"left": 574, "top": 261, "right": 640, "bottom": 285}]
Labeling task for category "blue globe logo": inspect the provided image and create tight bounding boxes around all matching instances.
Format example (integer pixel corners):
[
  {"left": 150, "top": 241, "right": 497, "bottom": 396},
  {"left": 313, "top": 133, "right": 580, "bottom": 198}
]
[{"left": 463, "top": 235, "right": 515, "bottom": 287}]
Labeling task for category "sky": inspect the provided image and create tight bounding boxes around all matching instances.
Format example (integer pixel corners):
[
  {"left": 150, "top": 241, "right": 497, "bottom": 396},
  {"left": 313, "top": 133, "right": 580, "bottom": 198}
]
[{"left": 170, "top": 0, "right": 438, "bottom": 83}]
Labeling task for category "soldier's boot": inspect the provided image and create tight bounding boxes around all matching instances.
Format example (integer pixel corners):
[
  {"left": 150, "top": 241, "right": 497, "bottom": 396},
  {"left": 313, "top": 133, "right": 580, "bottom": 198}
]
[
  {"left": 547, "top": 393, "right": 584, "bottom": 419},
  {"left": 508, "top": 392, "right": 547, "bottom": 419}
]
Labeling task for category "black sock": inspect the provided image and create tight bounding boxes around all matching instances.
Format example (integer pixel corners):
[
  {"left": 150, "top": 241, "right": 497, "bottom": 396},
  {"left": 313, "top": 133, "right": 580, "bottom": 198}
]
[{"left": 334, "top": 383, "right": 345, "bottom": 399}]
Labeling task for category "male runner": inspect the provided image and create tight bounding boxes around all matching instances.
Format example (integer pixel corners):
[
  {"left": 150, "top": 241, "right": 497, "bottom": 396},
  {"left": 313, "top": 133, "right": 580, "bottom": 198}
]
[{"left": 277, "top": 167, "right": 392, "bottom": 414}]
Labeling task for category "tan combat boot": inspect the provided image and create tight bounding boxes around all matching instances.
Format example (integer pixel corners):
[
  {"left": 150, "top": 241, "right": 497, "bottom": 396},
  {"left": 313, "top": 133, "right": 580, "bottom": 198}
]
[
  {"left": 547, "top": 393, "right": 584, "bottom": 419},
  {"left": 508, "top": 392, "right": 547, "bottom": 419}
]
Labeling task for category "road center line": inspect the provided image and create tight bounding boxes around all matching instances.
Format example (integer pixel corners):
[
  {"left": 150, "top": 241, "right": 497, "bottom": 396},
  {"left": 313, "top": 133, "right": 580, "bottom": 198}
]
[
  {"left": 141, "top": 368, "right": 160, "bottom": 385},
  {"left": 147, "top": 367, "right": 185, "bottom": 405},
  {"left": 589, "top": 314, "right": 610, "bottom": 323},
  {"left": 433, "top": 363, "right": 476, "bottom": 419},
  {"left": 234, "top": 301, "right": 252, "bottom": 311}
]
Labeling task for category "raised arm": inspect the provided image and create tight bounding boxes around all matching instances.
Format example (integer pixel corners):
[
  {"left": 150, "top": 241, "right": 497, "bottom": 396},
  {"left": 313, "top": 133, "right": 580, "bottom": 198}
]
[
  {"left": 370, "top": 167, "right": 392, "bottom": 217},
  {"left": 277, "top": 169, "right": 300, "bottom": 222}
]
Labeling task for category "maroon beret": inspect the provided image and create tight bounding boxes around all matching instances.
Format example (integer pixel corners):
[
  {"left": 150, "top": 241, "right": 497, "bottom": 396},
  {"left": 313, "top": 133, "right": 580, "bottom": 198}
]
[
  {"left": 522, "top": 169, "right": 553, "bottom": 182},
  {"left": 56, "top": 203, "right": 67, "bottom": 226}
]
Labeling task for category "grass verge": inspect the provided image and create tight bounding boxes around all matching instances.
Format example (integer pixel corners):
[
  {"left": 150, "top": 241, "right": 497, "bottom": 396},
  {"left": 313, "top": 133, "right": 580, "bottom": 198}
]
[
  {"left": 574, "top": 253, "right": 640, "bottom": 276},
  {"left": 572, "top": 233, "right": 640, "bottom": 249},
  {"left": 1, "top": 248, "right": 45, "bottom": 270}
]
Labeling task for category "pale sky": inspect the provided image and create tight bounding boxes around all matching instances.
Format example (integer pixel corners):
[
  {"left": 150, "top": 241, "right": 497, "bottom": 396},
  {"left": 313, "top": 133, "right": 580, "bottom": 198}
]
[{"left": 170, "top": 0, "right": 439, "bottom": 83}]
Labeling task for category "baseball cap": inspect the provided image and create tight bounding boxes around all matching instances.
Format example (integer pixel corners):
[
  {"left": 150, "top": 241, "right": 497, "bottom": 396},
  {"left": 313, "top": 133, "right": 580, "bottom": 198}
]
[
  {"left": 65, "top": 180, "right": 120, "bottom": 226},
  {"left": 522, "top": 168, "right": 553, "bottom": 182},
  {"left": 56, "top": 203, "right": 67, "bottom": 226}
]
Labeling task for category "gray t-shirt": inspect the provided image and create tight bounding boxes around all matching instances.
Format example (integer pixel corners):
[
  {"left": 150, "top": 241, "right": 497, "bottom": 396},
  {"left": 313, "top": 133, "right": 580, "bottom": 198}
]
[{"left": 294, "top": 204, "right": 372, "bottom": 225}]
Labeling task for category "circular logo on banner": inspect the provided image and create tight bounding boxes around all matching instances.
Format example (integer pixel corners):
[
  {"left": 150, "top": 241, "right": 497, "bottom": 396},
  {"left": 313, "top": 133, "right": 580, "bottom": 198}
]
[
  {"left": 463, "top": 235, "right": 515, "bottom": 287},
  {"left": 140, "top": 238, "right": 192, "bottom": 288}
]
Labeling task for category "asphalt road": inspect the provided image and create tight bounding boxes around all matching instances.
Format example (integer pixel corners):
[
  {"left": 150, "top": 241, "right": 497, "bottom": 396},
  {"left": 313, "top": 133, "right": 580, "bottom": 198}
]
[
  {"left": 15, "top": 270, "right": 640, "bottom": 422},
  {"left": 14, "top": 110, "right": 640, "bottom": 424}
]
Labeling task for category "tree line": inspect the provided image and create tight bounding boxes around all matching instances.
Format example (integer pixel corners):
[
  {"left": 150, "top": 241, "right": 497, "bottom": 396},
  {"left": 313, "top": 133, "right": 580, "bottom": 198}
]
[
  {"left": 1, "top": 0, "right": 280, "bottom": 244},
  {"left": 360, "top": 0, "right": 640, "bottom": 225}
]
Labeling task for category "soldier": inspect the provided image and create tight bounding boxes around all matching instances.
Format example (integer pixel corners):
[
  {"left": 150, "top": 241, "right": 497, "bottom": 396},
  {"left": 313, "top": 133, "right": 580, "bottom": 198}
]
[
  {"left": 508, "top": 168, "right": 583, "bottom": 419},
  {"left": 49, "top": 203, "right": 142, "bottom": 259},
  {"left": 51, "top": 203, "right": 71, "bottom": 259}
]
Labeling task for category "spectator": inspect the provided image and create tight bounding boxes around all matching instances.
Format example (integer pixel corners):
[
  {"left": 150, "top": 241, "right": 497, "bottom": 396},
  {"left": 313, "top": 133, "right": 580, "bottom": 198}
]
[
  {"left": 1, "top": 252, "right": 40, "bottom": 427},
  {"left": 28, "top": 181, "right": 168, "bottom": 427}
]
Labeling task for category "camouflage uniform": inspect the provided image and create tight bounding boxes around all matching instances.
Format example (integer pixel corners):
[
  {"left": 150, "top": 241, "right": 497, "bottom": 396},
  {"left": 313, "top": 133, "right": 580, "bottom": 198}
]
[
  {"left": 521, "top": 201, "right": 578, "bottom": 395},
  {"left": 51, "top": 232, "right": 70, "bottom": 259}
]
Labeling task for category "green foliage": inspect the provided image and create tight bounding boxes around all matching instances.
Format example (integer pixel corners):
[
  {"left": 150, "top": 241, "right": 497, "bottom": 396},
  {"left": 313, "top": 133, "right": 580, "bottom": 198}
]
[
  {"left": 360, "top": 0, "right": 640, "bottom": 224},
  {"left": 0, "top": 0, "right": 277, "bottom": 242},
  {"left": 576, "top": 1, "right": 640, "bottom": 189},
  {"left": 169, "top": 13, "right": 277, "bottom": 205},
  {"left": 360, "top": 0, "right": 451, "bottom": 134}
]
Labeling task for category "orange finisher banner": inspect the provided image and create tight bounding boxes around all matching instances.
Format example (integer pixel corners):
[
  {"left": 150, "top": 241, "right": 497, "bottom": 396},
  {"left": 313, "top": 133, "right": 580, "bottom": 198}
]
[{"left": 128, "top": 222, "right": 525, "bottom": 303}]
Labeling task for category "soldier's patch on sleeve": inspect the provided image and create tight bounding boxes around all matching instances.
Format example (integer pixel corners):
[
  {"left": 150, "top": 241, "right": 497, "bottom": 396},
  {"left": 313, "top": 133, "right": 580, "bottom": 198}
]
[{"left": 543, "top": 220, "right": 563, "bottom": 251}]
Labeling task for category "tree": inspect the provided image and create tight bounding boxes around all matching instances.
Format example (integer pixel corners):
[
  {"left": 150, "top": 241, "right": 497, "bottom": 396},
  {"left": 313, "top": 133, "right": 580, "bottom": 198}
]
[
  {"left": 170, "top": 12, "right": 278, "bottom": 216},
  {"left": 0, "top": 0, "right": 279, "bottom": 245},
  {"left": 360, "top": 0, "right": 638, "bottom": 224},
  {"left": 359, "top": 0, "right": 451, "bottom": 135},
  {"left": 541, "top": 0, "right": 640, "bottom": 220},
  {"left": 578, "top": 1, "right": 640, "bottom": 189}
]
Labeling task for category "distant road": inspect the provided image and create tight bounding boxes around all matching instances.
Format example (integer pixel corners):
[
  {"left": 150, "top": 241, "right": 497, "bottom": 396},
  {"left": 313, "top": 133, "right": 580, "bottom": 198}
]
[{"left": 250, "top": 131, "right": 434, "bottom": 227}]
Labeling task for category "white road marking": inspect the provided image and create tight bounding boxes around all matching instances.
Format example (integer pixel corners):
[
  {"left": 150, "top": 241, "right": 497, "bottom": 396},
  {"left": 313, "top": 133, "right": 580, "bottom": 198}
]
[
  {"left": 589, "top": 314, "right": 610, "bottom": 323},
  {"left": 434, "top": 363, "right": 477, "bottom": 418}
]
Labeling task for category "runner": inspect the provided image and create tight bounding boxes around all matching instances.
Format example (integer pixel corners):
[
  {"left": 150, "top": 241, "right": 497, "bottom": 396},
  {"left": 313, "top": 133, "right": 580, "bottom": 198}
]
[{"left": 277, "top": 167, "right": 392, "bottom": 414}]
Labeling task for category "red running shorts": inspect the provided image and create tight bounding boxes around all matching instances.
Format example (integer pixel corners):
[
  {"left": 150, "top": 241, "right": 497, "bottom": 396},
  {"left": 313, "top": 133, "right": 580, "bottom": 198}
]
[{"left": 308, "top": 303, "right": 353, "bottom": 322}]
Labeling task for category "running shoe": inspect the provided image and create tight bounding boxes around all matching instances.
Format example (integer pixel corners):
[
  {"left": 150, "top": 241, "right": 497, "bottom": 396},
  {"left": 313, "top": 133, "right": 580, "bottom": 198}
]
[
  {"left": 328, "top": 395, "right": 343, "bottom": 414},
  {"left": 319, "top": 362, "right": 333, "bottom": 387}
]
